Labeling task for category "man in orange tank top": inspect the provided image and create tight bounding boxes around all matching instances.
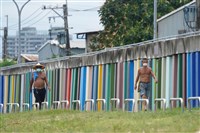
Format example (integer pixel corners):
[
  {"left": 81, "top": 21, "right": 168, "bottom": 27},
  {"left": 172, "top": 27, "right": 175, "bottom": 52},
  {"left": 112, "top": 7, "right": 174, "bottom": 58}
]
[{"left": 134, "top": 58, "right": 158, "bottom": 111}]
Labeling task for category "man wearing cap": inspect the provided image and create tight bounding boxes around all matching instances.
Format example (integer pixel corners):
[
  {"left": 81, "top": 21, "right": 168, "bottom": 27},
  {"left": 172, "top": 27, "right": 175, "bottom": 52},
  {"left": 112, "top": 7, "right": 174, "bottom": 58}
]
[
  {"left": 134, "top": 58, "right": 158, "bottom": 111},
  {"left": 30, "top": 63, "right": 50, "bottom": 110}
]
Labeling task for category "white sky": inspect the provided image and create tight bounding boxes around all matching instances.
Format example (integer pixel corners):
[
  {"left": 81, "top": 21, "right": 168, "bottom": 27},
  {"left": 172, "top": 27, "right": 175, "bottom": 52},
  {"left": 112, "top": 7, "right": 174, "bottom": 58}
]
[{"left": 0, "top": 0, "right": 105, "bottom": 58}]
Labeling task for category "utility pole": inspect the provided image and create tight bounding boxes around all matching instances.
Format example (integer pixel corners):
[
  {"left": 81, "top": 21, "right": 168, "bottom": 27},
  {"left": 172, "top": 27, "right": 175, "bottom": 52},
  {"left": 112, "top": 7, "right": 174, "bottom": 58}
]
[
  {"left": 197, "top": 0, "right": 200, "bottom": 30},
  {"left": 63, "top": 3, "right": 70, "bottom": 49},
  {"left": 13, "top": 0, "right": 31, "bottom": 64},
  {"left": 153, "top": 0, "right": 157, "bottom": 39},
  {"left": 3, "top": 15, "right": 8, "bottom": 60},
  {"left": 3, "top": 27, "right": 8, "bottom": 60},
  {"left": 43, "top": 1, "right": 71, "bottom": 53}
]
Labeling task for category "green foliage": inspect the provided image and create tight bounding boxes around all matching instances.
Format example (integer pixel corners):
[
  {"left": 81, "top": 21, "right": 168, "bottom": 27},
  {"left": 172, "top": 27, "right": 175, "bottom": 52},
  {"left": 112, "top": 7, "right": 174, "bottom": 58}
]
[
  {"left": 0, "top": 59, "right": 17, "bottom": 67},
  {"left": 90, "top": 0, "right": 192, "bottom": 51}
]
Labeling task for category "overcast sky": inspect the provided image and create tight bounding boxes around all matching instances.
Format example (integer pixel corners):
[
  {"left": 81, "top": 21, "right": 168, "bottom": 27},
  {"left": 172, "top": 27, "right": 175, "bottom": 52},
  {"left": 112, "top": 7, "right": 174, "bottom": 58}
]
[{"left": 0, "top": 0, "right": 105, "bottom": 58}]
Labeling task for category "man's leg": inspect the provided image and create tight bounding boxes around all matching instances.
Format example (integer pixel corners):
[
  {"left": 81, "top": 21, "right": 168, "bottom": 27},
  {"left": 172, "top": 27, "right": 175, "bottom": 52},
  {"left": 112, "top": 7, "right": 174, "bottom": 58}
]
[
  {"left": 41, "top": 88, "right": 46, "bottom": 102},
  {"left": 39, "top": 88, "right": 46, "bottom": 110},
  {"left": 34, "top": 89, "right": 40, "bottom": 109},
  {"left": 142, "top": 94, "right": 148, "bottom": 111},
  {"left": 140, "top": 83, "right": 148, "bottom": 111}
]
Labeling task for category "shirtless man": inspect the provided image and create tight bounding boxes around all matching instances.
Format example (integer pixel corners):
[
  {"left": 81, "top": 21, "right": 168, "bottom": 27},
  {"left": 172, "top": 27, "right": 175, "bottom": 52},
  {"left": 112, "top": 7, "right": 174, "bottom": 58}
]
[
  {"left": 134, "top": 58, "right": 158, "bottom": 111},
  {"left": 30, "top": 63, "right": 50, "bottom": 110}
]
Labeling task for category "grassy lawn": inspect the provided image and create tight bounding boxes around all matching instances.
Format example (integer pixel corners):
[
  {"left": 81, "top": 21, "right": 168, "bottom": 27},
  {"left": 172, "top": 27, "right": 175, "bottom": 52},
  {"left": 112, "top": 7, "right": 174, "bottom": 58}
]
[{"left": 0, "top": 109, "right": 199, "bottom": 133}]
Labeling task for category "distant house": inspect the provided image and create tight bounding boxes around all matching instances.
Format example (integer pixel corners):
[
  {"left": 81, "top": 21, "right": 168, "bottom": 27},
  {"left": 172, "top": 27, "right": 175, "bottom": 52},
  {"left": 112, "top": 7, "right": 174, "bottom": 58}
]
[
  {"left": 21, "top": 54, "right": 38, "bottom": 63},
  {"left": 37, "top": 40, "right": 85, "bottom": 61},
  {"left": 70, "top": 40, "right": 85, "bottom": 55},
  {"left": 76, "top": 31, "right": 101, "bottom": 53},
  {"left": 157, "top": 0, "right": 198, "bottom": 38}
]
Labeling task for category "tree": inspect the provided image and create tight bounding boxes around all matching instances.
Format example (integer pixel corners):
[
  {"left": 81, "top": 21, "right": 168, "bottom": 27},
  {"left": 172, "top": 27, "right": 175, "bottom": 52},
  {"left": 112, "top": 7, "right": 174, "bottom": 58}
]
[
  {"left": 0, "top": 59, "right": 17, "bottom": 67},
  {"left": 89, "top": 0, "right": 192, "bottom": 51}
]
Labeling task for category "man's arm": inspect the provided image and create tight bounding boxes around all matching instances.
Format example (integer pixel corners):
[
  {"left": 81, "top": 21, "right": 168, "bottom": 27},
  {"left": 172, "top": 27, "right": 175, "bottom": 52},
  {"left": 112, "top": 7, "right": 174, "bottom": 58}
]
[
  {"left": 30, "top": 74, "right": 33, "bottom": 92},
  {"left": 150, "top": 68, "right": 158, "bottom": 83},
  {"left": 44, "top": 73, "right": 50, "bottom": 90},
  {"left": 134, "top": 69, "right": 140, "bottom": 90}
]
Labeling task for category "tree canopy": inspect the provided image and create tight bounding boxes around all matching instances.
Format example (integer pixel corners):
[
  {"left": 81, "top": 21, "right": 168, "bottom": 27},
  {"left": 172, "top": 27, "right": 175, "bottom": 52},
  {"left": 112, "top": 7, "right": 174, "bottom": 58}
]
[{"left": 89, "top": 0, "right": 192, "bottom": 51}]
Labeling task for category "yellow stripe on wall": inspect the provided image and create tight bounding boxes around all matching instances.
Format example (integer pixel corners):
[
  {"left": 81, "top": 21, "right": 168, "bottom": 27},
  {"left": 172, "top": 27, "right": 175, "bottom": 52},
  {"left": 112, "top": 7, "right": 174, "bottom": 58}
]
[
  {"left": 4, "top": 76, "right": 8, "bottom": 113},
  {"left": 98, "top": 64, "right": 103, "bottom": 110},
  {"left": 11, "top": 76, "right": 15, "bottom": 103}
]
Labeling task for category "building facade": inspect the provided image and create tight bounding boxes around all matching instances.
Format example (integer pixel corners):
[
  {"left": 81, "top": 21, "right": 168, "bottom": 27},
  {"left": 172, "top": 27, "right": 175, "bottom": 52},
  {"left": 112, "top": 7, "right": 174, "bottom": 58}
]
[
  {"left": 38, "top": 39, "right": 85, "bottom": 61},
  {"left": 6, "top": 27, "right": 49, "bottom": 58},
  {"left": 76, "top": 31, "right": 101, "bottom": 53},
  {"left": 157, "top": 1, "right": 197, "bottom": 38}
]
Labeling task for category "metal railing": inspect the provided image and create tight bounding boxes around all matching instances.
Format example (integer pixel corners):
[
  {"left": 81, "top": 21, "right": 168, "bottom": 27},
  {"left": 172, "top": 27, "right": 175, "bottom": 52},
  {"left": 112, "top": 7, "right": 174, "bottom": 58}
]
[
  {"left": 170, "top": 98, "right": 184, "bottom": 112},
  {"left": 3, "top": 97, "right": 200, "bottom": 113},
  {"left": 0, "top": 104, "right": 3, "bottom": 113},
  {"left": 110, "top": 98, "right": 120, "bottom": 111},
  {"left": 60, "top": 100, "right": 69, "bottom": 109},
  {"left": 187, "top": 97, "right": 200, "bottom": 111},
  {"left": 154, "top": 98, "right": 166, "bottom": 112},
  {"left": 52, "top": 101, "right": 61, "bottom": 109},
  {"left": 137, "top": 99, "right": 149, "bottom": 111},
  {"left": 72, "top": 100, "right": 80, "bottom": 110},
  {"left": 96, "top": 99, "right": 106, "bottom": 111},
  {"left": 42, "top": 102, "right": 48, "bottom": 109},
  {"left": 32, "top": 103, "right": 39, "bottom": 110},
  {"left": 123, "top": 99, "right": 135, "bottom": 112},
  {"left": 22, "top": 103, "right": 29, "bottom": 111},
  {"left": 6, "top": 103, "right": 19, "bottom": 113},
  {"left": 84, "top": 99, "right": 94, "bottom": 111}
]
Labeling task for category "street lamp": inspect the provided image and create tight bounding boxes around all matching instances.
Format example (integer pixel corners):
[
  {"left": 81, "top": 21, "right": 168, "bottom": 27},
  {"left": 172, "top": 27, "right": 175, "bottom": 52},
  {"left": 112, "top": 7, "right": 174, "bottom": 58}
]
[{"left": 13, "top": 0, "right": 31, "bottom": 63}]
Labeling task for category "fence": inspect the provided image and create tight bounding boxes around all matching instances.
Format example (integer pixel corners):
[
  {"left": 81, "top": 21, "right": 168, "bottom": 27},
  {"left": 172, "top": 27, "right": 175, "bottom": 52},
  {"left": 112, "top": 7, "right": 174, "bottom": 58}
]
[{"left": 0, "top": 32, "right": 200, "bottom": 113}]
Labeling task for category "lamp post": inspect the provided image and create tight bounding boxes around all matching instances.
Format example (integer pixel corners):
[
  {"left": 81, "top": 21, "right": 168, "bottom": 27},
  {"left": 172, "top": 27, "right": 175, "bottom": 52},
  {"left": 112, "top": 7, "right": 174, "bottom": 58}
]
[{"left": 13, "top": 0, "right": 30, "bottom": 63}]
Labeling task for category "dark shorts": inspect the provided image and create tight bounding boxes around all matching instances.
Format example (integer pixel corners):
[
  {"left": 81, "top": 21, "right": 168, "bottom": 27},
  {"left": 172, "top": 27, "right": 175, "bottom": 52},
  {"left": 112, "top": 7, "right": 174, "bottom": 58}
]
[
  {"left": 34, "top": 88, "right": 46, "bottom": 109},
  {"left": 138, "top": 82, "right": 150, "bottom": 98}
]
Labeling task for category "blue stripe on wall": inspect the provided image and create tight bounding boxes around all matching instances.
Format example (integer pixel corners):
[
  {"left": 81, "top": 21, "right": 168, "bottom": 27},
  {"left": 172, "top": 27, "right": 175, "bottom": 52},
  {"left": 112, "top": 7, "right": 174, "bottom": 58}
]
[
  {"left": 92, "top": 66, "right": 98, "bottom": 110},
  {"left": 129, "top": 60, "right": 134, "bottom": 111},
  {"left": 186, "top": 53, "right": 191, "bottom": 106},
  {"left": 0, "top": 76, "right": 2, "bottom": 104},
  {"left": 191, "top": 53, "right": 196, "bottom": 107},
  {"left": 198, "top": 52, "right": 200, "bottom": 97},
  {"left": 80, "top": 67, "right": 87, "bottom": 111}
]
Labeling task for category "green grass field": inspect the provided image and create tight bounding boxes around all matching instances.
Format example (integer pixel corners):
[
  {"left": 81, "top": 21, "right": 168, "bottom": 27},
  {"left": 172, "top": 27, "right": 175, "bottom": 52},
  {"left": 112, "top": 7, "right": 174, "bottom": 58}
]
[{"left": 0, "top": 109, "right": 200, "bottom": 133}]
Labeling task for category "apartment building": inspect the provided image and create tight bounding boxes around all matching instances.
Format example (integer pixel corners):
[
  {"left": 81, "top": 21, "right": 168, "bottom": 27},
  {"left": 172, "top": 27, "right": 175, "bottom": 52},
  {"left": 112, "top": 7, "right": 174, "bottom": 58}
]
[{"left": 6, "top": 27, "right": 50, "bottom": 58}]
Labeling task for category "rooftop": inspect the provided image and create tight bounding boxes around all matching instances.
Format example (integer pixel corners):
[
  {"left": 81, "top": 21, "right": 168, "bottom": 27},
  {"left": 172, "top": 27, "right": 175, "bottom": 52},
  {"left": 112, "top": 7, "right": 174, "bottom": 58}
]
[{"left": 21, "top": 54, "right": 38, "bottom": 62}]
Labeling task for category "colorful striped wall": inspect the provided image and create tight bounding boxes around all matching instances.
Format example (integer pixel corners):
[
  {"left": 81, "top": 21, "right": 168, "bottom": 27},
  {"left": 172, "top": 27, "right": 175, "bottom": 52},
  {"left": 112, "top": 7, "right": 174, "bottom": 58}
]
[{"left": 0, "top": 52, "right": 200, "bottom": 112}]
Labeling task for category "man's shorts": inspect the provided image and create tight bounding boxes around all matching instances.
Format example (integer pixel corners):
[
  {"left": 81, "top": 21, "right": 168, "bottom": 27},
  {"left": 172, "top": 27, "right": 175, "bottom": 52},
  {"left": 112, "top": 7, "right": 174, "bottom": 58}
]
[{"left": 138, "top": 82, "right": 150, "bottom": 98}]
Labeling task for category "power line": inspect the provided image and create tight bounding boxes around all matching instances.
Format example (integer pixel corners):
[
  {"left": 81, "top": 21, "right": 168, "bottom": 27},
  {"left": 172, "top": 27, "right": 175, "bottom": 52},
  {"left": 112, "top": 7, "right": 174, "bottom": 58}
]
[
  {"left": 9, "top": 7, "right": 42, "bottom": 28},
  {"left": 25, "top": 11, "right": 52, "bottom": 27},
  {"left": 19, "top": 11, "right": 47, "bottom": 27},
  {"left": 9, "top": 10, "right": 51, "bottom": 29},
  {"left": 9, "top": 11, "right": 45, "bottom": 29},
  {"left": 8, "top": 5, "right": 100, "bottom": 29},
  {"left": 68, "top": 6, "right": 101, "bottom": 12},
  {"left": 82, "top": 6, "right": 101, "bottom": 11}
]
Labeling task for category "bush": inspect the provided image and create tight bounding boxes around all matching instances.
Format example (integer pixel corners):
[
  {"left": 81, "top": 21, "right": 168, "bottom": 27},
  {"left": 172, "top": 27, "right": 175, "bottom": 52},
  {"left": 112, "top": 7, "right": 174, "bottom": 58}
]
[{"left": 0, "top": 59, "right": 17, "bottom": 67}]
